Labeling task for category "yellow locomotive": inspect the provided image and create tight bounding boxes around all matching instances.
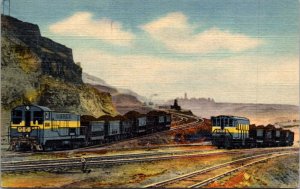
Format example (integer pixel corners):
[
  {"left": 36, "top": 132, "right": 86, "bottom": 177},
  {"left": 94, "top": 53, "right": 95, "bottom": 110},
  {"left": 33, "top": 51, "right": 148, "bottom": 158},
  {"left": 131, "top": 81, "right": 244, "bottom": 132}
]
[{"left": 211, "top": 115, "right": 251, "bottom": 148}]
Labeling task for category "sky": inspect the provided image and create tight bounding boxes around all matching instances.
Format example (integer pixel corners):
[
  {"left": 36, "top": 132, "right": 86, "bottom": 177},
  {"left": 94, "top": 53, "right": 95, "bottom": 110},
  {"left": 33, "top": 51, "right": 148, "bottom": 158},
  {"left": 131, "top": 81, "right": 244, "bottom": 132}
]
[{"left": 5, "top": 0, "right": 299, "bottom": 105}]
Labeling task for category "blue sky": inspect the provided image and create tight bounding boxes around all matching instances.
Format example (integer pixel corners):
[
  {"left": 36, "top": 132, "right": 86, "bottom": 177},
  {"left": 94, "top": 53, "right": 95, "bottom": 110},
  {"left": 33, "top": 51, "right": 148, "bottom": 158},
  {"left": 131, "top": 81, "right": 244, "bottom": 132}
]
[{"left": 6, "top": 0, "right": 299, "bottom": 105}]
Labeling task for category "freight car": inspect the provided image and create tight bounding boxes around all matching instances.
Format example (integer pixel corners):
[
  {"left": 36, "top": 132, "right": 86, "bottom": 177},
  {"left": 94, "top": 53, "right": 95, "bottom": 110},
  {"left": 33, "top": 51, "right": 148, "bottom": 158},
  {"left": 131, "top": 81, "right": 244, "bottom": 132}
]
[
  {"left": 9, "top": 105, "right": 172, "bottom": 151},
  {"left": 124, "top": 111, "right": 147, "bottom": 136},
  {"left": 146, "top": 110, "right": 172, "bottom": 132},
  {"left": 211, "top": 115, "right": 294, "bottom": 149}
]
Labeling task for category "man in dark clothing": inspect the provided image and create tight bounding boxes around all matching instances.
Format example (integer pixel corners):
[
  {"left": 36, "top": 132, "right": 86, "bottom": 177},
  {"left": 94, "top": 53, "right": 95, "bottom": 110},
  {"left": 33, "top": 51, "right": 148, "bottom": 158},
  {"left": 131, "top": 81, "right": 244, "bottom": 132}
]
[{"left": 81, "top": 157, "right": 87, "bottom": 173}]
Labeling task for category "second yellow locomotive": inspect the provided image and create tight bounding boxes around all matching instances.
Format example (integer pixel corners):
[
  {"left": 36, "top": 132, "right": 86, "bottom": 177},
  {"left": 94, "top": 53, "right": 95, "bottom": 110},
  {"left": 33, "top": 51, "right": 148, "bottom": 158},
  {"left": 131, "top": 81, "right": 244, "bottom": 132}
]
[{"left": 211, "top": 115, "right": 251, "bottom": 148}]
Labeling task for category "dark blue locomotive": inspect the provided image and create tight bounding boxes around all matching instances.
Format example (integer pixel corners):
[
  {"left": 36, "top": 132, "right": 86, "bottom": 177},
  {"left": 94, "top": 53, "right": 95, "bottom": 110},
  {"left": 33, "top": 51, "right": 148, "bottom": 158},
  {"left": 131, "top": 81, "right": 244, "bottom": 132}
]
[
  {"left": 9, "top": 105, "right": 172, "bottom": 151},
  {"left": 10, "top": 105, "right": 85, "bottom": 151}
]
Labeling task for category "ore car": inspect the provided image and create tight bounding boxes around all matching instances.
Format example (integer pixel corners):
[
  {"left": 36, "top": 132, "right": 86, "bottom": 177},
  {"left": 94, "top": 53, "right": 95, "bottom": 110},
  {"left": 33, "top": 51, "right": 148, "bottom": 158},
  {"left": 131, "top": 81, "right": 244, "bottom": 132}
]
[
  {"left": 81, "top": 115, "right": 104, "bottom": 145},
  {"left": 124, "top": 111, "right": 147, "bottom": 136},
  {"left": 264, "top": 124, "right": 276, "bottom": 147},
  {"left": 121, "top": 117, "right": 134, "bottom": 138},
  {"left": 147, "top": 110, "right": 163, "bottom": 133},
  {"left": 99, "top": 115, "right": 123, "bottom": 142},
  {"left": 281, "top": 129, "right": 294, "bottom": 146}
]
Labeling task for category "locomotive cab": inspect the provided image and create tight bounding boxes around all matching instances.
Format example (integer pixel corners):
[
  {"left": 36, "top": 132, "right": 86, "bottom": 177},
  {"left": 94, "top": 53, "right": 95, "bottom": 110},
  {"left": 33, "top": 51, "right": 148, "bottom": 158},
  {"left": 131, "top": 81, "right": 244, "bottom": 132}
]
[{"left": 10, "top": 105, "right": 52, "bottom": 151}]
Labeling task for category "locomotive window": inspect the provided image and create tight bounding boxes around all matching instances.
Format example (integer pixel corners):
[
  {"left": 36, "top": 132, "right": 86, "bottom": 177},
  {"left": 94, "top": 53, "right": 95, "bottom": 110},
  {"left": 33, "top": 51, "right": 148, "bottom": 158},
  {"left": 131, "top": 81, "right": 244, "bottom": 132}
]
[
  {"left": 33, "top": 111, "right": 44, "bottom": 124},
  {"left": 12, "top": 118, "right": 22, "bottom": 124},
  {"left": 12, "top": 110, "right": 23, "bottom": 124},
  {"left": 211, "top": 117, "right": 215, "bottom": 126},
  {"left": 216, "top": 118, "right": 220, "bottom": 126},
  {"left": 55, "top": 113, "right": 71, "bottom": 120},
  {"left": 13, "top": 110, "right": 22, "bottom": 117},
  {"left": 33, "top": 111, "right": 43, "bottom": 117},
  {"left": 229, "top": 119, "right": 233, "bottom": 127},
  {"left": 44, "top": 112, "right": 50, "bottom": 120},
  {"left": 220, "top": 118, "right": 225, "bottom": 127},
  {"left": 224, "top": 118, "right": 229, "bottom": 126}
]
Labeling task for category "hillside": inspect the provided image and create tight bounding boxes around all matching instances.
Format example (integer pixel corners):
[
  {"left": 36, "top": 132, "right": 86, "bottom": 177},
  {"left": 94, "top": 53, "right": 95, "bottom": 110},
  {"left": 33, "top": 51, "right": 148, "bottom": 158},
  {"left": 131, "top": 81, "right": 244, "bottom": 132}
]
[
  {"left": 166, "top": 98, "right": 299, "bottom": 125},
  {"left": 82, "top": 72, "right": 149, "bottom": 114},
  {"left": 1, "top": 15, "right": 117, "bottom": 139}
]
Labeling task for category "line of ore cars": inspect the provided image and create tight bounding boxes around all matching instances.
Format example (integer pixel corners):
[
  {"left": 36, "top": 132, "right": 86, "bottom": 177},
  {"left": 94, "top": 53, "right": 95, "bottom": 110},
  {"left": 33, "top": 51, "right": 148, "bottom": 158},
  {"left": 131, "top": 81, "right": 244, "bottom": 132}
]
[
  {"left": 9, "top": 105, "right": 294, "bottom": 151},
  {"left": 9, "top": 105, "right": 171, "bottom": 151},
  {"left": 211, "top": 115, "right": 294, "bottom": 149}
]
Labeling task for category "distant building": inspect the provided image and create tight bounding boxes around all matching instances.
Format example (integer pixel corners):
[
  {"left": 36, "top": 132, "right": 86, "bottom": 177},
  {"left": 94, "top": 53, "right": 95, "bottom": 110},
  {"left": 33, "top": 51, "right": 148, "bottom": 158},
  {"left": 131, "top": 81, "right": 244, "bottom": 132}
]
[
  {"left": 171, "top": 99, "right": 181, "bottom": 111},
  {"left": 184, "top": 92, "right": 187, "bottom": 99}
]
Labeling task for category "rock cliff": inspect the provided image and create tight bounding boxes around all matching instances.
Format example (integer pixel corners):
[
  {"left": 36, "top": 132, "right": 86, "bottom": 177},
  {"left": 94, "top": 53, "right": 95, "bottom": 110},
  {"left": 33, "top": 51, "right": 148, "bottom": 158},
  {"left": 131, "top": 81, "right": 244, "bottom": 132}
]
[{"left": 1, "top": 15, "right": 82, "bottom": 83}]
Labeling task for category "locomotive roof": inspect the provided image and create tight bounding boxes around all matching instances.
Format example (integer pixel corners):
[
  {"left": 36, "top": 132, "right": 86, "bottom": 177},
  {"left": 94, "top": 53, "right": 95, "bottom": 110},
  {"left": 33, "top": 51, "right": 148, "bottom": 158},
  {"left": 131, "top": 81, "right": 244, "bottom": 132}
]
[
  {"left": 13, "top": 104, "right": 52, "bottom": 111},
  {"left": 213, "top": 115, "right": 249, "bottom": 120}
]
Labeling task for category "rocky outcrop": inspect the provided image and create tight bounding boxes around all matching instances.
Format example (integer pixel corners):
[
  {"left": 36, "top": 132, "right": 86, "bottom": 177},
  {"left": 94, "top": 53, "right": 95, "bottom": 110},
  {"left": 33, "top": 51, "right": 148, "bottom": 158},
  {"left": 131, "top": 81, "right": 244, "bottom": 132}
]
[
  {"left": 1, "top": 15, "right": 82, "bottom": 83},
  {"left": 38, "top": 77, "right": 115, "bottom": 117}
]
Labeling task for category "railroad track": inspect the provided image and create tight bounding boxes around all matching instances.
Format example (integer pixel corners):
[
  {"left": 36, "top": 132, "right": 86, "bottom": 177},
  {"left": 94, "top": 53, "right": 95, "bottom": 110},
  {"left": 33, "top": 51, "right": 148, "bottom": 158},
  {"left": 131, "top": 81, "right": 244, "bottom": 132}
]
[
  {"left": 143, "top": 149, "right": 298, "bottom": 188},
  {"left": 2, "top": 146, "right": 297, "bottom": 173},
  {"left": 1, "top": 148, "right": 231, "bottom": 172}
]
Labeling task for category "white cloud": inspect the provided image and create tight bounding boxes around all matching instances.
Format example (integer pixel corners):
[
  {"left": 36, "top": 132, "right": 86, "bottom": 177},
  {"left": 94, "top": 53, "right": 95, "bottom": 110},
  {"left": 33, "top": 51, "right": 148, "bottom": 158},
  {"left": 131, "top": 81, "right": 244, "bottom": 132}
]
[
  {"left": 73, "top": 48, "right": 298, "bottom": 105},
  {"left": 141, "top": 12, "right": 264, "bottom": 53},
  {"left": 49, "top": 12, "right": 135, "bottom": 46}
]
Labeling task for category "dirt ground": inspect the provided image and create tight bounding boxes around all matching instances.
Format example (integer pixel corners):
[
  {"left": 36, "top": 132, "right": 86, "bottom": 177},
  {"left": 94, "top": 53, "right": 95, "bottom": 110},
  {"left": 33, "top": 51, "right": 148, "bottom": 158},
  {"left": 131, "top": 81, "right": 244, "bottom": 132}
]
[
  {"left": 2, "top": 149, "right": 298, "bottom": 188},
  {"left": 0, "top": 152, "right": 236, "bottom": 188},
  {"left": 206, "top": 153, "right": 299, "bottom": 188}
]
